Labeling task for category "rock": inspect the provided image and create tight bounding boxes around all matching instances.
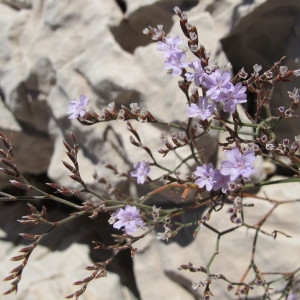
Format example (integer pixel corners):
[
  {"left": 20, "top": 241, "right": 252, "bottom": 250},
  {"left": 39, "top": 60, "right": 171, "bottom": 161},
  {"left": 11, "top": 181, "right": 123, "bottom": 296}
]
[
  {"left": 0, "top": 201, "right": 139, "bottom": 300},
  {"left": 134, "top": 175, "right": 300, "bottom": 299},
  {"left": 0, "top": 243, "right": 129, "bottom": 300},
  {"left": 0, "top": 101, "right": 53, "bottom": 190},
  {"left": 1, "top": 0, "right": 300, "bottom": 299},
  {"left": 0, "top": 0, "right": 231, "bottom": 190},
  {"left": 134, "top": 233, "right": 196, "bottom": 300},
  {"left": 221, "top": 0, "right": 300, "bottom": 140},
  {"left": 0, "top": 0, "right": 32, "bottom": 10}
]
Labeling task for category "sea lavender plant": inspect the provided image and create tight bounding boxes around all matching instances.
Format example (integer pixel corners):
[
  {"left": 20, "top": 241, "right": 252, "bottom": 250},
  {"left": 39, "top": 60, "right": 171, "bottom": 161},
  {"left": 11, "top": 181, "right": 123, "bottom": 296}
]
[{"left": 1, "top": 6, "right": 300, "bottom": 300}]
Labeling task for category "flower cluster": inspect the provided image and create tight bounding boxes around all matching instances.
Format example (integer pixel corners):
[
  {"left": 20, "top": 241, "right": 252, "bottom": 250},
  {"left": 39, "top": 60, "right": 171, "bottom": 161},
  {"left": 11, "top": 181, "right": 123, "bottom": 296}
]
[
  {"left": 186, "top": 62, "right": 247, "bottom": 119},
  {"left": 157, "top": 36, "right": 187, "bottom": 76},
  {"left": 156, "top": 32, "right": 248, "bottom": 121},
  {"left": 194, "top": 147, "right": 256, "bottom": 193}
]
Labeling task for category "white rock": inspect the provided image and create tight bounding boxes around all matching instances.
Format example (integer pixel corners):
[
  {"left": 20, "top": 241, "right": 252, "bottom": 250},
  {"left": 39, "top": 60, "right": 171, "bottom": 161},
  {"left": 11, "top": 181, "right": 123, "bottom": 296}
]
[
  {"left": 133, "top": 175, "right": 300, "bottom": 299},
  {"left": 1, "top": 1, "right": 300, "bottom": 299}
]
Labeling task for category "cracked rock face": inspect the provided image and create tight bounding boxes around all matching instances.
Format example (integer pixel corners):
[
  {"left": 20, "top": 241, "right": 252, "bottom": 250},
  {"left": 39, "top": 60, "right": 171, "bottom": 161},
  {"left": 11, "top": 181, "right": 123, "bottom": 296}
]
[{"left": 1, "top": 0, "right": 300, "bottom": 299}]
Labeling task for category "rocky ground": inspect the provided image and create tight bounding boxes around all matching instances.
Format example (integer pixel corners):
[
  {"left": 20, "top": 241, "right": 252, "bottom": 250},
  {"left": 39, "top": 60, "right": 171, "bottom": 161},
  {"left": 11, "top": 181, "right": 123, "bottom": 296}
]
[{"left": 0, "top": 0, "right": 300, "bottom": 299}]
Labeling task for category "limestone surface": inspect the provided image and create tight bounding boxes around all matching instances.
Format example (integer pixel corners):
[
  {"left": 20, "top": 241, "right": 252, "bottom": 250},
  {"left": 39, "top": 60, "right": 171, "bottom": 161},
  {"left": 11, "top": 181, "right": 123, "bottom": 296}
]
[{"left": 1, "top": 0, "right": 300, "bottom": 299}]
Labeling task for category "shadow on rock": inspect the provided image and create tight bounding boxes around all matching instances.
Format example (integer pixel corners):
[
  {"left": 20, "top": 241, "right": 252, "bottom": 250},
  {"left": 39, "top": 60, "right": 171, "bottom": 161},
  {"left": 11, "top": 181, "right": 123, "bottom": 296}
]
[
  {"left": 0, "top": 174, "right": 141, "bottom": 299},
  {"left": 110, "top": 0, "right": 199, "bottom": 53}
]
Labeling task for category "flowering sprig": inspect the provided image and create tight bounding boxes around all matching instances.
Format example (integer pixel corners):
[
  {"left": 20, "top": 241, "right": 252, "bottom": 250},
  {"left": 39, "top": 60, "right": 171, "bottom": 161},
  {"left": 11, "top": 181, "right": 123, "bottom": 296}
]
[
  {"left": 193, "top": 147, "right": 256, "bottom": 194},
  {"left": 68, "top": 101, "right": 158, "bottom": 125}
]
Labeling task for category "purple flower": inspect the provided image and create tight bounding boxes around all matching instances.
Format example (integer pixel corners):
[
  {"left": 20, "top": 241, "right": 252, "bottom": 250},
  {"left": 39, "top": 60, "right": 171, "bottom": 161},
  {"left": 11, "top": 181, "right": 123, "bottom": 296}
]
[
  {"left": 212, "top": 170, "right": 231, "bottom": 193},
  {"left": 187, "top": 96, "right": 216, "bottom": 120},
  {"left": 157, "top": 36, "right": 187, "bottom": 76},
  {"left": 111, "top": 205, "right": 144, "bottom": 234},
  {"left": 130, "top": 161, "right": 150, "bottom": 184},
  {"left": 164, "top": 53, "right": 187, "bottom": 76},
  {"left": 67, "top": 95, "right": 90, "bottom": 119},
  {"left": 219, "top": 82, "right": 247, "bottom": 113},
  {"left": 220, "top": 147, "right": 256, "bottom": 181},
  {"left": 185, "top": 60, "right": 205, "bottom": 86},
  {"left": 194, "top": 163, "right": 219, "bottom": 191},
  {"left": 202, "top": 69, "right": 233, "bottom": 100},
  {"left": 287, "top": 293, "right": 298, "bottom": 300},
  {"left": 157, "top": 36, "right": 184, "bottom": 58}
]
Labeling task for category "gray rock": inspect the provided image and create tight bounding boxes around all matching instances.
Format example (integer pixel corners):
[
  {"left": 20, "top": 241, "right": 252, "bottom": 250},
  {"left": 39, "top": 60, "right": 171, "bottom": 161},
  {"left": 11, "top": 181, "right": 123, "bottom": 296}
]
[
  {"left": 1, "top": 0, "right": 300, "bottom": 299},
  {"left": 221, "top": 0, "right": 300, "bottom": 140}
]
